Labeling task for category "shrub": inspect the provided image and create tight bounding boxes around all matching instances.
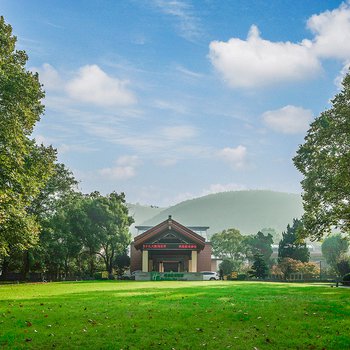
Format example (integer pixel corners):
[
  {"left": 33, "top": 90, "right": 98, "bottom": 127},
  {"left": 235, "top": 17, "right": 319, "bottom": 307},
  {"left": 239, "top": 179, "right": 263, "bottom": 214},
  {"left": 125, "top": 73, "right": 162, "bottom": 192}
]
[
  {"left": 237, "top": 273, "right": 247, "bottom": 280},
  {"left": 342, "top": 273, "right": 350, "bottom": 286}
]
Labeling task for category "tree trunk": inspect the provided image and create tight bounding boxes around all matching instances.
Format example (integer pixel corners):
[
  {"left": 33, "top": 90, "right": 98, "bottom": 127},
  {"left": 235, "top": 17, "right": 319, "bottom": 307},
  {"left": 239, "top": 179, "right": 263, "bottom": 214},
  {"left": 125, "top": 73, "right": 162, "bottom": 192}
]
[
  {"left": 89, "top": 250, "right": 95, "bottom": 277},
  {"left": 22, "top": 250, "right": 30, "bottom": 281}
]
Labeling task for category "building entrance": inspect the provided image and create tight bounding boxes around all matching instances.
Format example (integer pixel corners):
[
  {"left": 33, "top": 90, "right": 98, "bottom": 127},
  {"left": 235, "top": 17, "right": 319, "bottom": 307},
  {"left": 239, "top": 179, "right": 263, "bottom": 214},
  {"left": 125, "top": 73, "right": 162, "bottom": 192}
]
[{"left": 163, "top": 261, "right": 179, "bottom": 272}]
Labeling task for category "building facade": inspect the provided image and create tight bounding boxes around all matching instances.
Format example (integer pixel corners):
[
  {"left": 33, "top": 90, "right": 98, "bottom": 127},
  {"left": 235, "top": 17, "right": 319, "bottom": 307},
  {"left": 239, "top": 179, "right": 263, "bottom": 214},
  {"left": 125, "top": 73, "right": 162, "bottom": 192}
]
[{"left": 130, "top": 216, "right": 212, "bottom": 273}]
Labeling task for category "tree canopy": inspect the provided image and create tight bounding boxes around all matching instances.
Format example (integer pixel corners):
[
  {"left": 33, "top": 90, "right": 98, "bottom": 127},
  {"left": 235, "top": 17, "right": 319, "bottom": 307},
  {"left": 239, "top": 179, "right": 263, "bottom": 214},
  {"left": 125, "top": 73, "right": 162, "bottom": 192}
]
[
  {"left": 293, "top": 70, "right": 350, "bottom": 240},
  {"left": 278, "top": 219, "right": 310, "bottom": 263},
  {"left": 0, "top": 16, "right": 56, "bottom": 257},
  {"left": 245, "top": 231, "right": 273, "bottom": 264},
  {"left": 211, "top": 228, "right": 245, "bottom": 261}
]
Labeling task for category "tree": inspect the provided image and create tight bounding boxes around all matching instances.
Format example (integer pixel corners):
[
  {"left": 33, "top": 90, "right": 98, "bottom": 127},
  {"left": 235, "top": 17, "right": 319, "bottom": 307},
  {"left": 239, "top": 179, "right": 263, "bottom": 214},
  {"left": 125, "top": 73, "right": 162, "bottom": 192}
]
[
  {"left": 91, "top": 192, "right": 133, "bottom": 277},
  {"left": 321, "top": 234, "right": 349, "bottom": 272},
  {"left": 336, "top": 258, "right": 350, "bottom": 277},
  {"left": 21, "top": 163, "right": 78, "bottom": 279},
  {"left": 293, "top": 70, "right": 350, "bottom": 240},
  {"left": 245, "top": 231, "right": 273, "bottom": 264},
  {"left": 219, "top": 258, "right": 240, "bottom": 275},
  {"left": 277, "top": 258, "right": 320, "bottom": 280},
  {"left": 249, "top": 253, "right": 269, "bottom": 279},
  {"left": 114, "top": 253, "right": 130, "bottom": 277},
  {"left": 278, "top": 219, "right": 310, "bottom": 263},
  {"left": 0, "top": 16, "right": 56, "bottom": 261},
  {"left": 211, "top": 228, "right": 245, "bottom": 260},
  {"left": 278, "top": 258, "right": 301, "bottom": 280}
]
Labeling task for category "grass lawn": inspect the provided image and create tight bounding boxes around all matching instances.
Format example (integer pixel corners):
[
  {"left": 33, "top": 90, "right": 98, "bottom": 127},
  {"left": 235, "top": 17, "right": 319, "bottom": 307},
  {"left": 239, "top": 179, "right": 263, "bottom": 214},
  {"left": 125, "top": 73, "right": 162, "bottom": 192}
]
[{"left": 0, "top": 281, "right": 349, "bottom": 349}]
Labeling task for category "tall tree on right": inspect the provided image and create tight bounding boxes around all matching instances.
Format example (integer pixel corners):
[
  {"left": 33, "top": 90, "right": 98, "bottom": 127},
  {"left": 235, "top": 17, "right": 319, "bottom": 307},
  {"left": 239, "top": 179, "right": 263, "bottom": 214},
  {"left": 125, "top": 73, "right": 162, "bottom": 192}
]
[
  {"left": 293, "top": 70, "right": 350, "bottom": 240},
  {"left": 278, "top": 219, "right": 310, "bottom": 263}
]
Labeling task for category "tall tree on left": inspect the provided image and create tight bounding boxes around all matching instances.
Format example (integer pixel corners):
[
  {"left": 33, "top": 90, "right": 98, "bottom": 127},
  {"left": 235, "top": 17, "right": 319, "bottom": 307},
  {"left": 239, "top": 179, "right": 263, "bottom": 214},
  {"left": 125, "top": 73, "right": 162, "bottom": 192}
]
[{"left": 0, "top": 17, "right": 56, "bottom": 262}]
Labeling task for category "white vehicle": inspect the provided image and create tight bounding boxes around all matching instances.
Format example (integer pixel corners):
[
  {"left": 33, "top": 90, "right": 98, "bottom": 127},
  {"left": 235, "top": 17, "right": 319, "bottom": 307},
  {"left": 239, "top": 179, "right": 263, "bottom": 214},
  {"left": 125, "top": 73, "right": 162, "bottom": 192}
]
[{"left": 201, "top": 271, "right": 219, "bottom": 280}]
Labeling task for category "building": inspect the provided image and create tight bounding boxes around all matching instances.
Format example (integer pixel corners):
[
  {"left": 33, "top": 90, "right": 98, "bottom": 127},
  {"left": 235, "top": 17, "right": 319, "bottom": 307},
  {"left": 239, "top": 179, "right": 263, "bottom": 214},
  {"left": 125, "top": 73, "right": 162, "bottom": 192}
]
[{"left": 130, "top": 216, "right": 212, "bottom": 273}]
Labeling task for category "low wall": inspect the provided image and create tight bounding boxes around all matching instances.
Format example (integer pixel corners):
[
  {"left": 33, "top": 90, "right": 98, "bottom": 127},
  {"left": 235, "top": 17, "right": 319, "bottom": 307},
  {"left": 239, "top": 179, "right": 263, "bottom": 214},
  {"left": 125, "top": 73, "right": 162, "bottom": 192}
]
[{"left": 135, "top": 272, "right": 203, "bottom": 281}]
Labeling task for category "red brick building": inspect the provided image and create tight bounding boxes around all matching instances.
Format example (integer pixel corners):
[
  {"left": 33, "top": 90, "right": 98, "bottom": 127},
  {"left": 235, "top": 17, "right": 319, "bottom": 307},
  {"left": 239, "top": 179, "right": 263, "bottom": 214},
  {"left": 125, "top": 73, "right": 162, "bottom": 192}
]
[{"left": 130, "top": 216, "right": 212, "bottom": 273}]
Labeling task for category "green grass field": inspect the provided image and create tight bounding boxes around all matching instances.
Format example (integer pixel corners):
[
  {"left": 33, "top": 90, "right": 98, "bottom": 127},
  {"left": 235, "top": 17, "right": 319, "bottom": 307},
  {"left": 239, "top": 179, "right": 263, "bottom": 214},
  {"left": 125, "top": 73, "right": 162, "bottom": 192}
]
[{"left": 0, "top": 281, "right": 349, "bottom": 349}]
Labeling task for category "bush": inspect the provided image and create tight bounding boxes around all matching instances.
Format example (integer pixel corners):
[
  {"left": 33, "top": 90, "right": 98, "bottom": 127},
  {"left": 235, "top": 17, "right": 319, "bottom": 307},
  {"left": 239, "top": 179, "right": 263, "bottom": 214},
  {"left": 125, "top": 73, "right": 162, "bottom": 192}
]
[
  {"left": 342, "top": 273, "right": 350, "bottom": 286},
  {"left": 93, "top": 271, "right": 109, "bottom": 280},
  {"left": 237, "top": 273, "right": 247, "bottom": 280}
]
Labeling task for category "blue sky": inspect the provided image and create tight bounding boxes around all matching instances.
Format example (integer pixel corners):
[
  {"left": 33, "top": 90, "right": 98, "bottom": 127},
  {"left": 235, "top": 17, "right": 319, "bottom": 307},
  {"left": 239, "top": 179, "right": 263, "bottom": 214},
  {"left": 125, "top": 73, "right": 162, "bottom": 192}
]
[{"left": 2, "top": 0, "right": 349, "bottom": 206}]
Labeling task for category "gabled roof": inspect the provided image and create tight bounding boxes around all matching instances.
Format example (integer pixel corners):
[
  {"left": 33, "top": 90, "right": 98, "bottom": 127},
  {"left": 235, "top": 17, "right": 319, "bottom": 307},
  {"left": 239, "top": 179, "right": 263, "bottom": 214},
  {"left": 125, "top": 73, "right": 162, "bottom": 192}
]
[{"left": 133, "top": 216, "right": 206, "bottom": 250}]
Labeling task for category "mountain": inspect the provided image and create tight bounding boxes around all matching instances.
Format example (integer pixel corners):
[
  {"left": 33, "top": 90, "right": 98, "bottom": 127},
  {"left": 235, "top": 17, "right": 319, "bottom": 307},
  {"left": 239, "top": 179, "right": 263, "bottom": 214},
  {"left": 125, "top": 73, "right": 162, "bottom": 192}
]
[
  {"left": 127, "top": 203, "right": 166, "bottom": 236},
  {"left": 140, "top": 190, "right": 303, "bottom": 237}
]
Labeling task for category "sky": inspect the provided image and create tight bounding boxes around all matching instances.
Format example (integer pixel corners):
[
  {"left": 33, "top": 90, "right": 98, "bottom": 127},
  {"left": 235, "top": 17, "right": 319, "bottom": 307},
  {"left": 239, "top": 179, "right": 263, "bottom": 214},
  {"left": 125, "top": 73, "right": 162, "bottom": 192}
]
[{"left": 1, "top": 0, "right": 350, "bottom": 207}]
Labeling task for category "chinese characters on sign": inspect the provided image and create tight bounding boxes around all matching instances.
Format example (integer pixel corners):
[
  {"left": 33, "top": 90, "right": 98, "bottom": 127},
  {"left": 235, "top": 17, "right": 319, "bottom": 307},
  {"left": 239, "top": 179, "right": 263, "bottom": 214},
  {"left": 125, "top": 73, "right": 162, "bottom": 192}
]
[
  {"left": 143, "top": 244, "right": 167, "bottom": 249},
  {"left": 143, "top": 243, "right": 197, "bottom": 249},
  {"left": 178, "top": 244, "right": 197, "bottom": 249}
]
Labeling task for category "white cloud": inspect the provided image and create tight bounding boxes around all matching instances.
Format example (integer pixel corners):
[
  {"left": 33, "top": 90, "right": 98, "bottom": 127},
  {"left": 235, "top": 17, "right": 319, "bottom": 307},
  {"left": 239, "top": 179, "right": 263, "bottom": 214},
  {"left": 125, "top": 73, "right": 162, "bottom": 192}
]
[
  {"left": 32, "top": 63, "right": 63, "bottom": 91},
  {"left": 161, "top": 125, "right": 197, "bottom": 140},
  {"left": 99, "top": 155, "right": 141, "bottom": 180},
  {"left": 58, "top": 143, "right": 98, "bottom": 154},
  {"left": 262, "top": 105, "right": 313, "bottom": 134},
  {"left": 116, "top": 155, "right": 140, "bottom": 167},
  {"left": 175, "top": 65, "right": 203, "bottom": 78},
  {"left": 209, "top": 25, "right": 320, "bottom": 88},
  {"left": 209, "top": 2, "right": 350, "bottom": 88},
  {"left": 153, "top": 0, "right": 202, "bottom": 41},
  {"left": 218, "top": 145, "right": 247, "bottom": 169},
  {"left": 334, "top": 61, "right": 350, "bottom": 89},
  {"left": 66, "top": 65, "right": 136, "bottom": 107},
  {"left": 308, "top": 2, "right": 350, "bottom": 60},
  {"left": 99, "top": 166, "right": 135, "bottom": 180},
  {"left": 201, "top": 183, "right": 247, "bottom": 196}
]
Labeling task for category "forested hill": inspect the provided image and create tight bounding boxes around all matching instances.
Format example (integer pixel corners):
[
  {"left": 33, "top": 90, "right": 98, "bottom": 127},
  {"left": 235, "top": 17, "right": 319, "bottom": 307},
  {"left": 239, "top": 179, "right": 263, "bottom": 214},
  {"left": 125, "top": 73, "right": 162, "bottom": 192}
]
[
  {"left": 139, "top": 191, "right": 303, "bottom": 237},
  {"left": 127, "top": 203, "right": 165, "bottom": 235}
]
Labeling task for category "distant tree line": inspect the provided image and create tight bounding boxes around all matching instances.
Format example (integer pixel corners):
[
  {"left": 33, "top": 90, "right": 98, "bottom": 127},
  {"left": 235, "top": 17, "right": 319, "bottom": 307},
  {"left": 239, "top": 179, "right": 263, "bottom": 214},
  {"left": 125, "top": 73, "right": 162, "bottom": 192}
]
[
  {"left": 0, "top": 17, "right": 133, "bottom": 281},
  {"left": 213, "top": 218, "right": 350, "bottom": 280}
]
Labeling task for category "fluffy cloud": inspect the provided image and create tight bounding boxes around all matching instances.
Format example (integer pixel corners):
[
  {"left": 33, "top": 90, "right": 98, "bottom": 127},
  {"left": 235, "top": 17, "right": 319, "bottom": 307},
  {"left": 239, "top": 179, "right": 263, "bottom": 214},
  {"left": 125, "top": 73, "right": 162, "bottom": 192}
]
[
  {"left": 308, "top": 2, "right": 350, "bottom": 60},
  {"left": 209, "top": 25, "right": 320, "bottom": 88},
  {"left": 262, "top": 105, "right": 313, "bottom": 134},
  {"left": 218, "top": 145, "right": 247, "bottom": 169},
  {"left": 32, "top": 63, "right": 63, "bottom": 91},
  {"left": 99, "top": 155, "right": 140, "bottom": 180},
  {"left": 66, "top": 65, "right": 136, "bottom": 106},
  {"left": 209, "top": 2, "right": 350, "bottom": 88}
]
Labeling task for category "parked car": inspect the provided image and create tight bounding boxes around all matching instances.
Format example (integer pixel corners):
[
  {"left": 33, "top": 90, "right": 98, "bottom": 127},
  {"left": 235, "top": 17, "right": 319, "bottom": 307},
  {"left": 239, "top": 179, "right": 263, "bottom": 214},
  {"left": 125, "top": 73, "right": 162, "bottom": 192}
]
[{"left": 200, "top": 271, "right": 219, "bottom": 280}]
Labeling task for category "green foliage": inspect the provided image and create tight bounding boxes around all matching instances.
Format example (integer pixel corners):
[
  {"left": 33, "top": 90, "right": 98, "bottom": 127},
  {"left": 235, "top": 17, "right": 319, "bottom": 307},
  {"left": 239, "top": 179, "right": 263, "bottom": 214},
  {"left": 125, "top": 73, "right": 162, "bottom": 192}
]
[
  {"left": 0, "top": 16, "right": 56, "bottom": 257},
  {"left": 211, "top": 228, "right": 245, "bottom": 261},
  {"left": 249, "top": 253, "right": 269, "bottom": 279},
  {"left": 42, "top": 191, "right": 134, "bottom": 278},
  {"left": 321, "top": 234, "right": 349, "bottom": 273},
  {"left": 336, "top": 258, "right": 350, "bottom": 277},
  {"left": 278, "top": 219, "right": 310, "bottom": 263},
  {"left": 114, "top": 253, "right": 130, "bottom": 276},
  {"left": 343, "top": 273, "right": 350, "bottom": 282},
  {"left": 245, "top": 231, "right": 273, "bottom": 264},
  {"left": 293, "top": 70, "right": 350, "bottom": 240},
  {"left": 219, "top": 258, "right": 236, "bottom": 275}
]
